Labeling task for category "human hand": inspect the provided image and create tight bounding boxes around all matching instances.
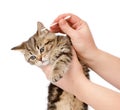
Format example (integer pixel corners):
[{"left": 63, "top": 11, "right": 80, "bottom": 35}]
[
  {"left": 41, "top": 49, "right": 87, "bottom": 95},
  {"left": 50, "top": 13, "right": 98, "bottom": 61}
]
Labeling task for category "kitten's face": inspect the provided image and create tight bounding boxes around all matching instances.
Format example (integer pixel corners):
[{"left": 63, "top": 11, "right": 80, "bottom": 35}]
[{"left": 11, "top": 22, "right": 56, "bottom": 67}]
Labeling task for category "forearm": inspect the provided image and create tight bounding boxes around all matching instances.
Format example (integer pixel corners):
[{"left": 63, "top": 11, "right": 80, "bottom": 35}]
[
  {"left": 84, "top": 49, "right": 120, "bottom": 89},
  {"left": 74, "top": 76, "right": 120, "bottom": 110}
]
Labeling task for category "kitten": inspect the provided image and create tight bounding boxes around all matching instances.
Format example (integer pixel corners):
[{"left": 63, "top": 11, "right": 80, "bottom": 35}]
[{"left": 11, "top": 22, "right": 89, "bottom": 110}]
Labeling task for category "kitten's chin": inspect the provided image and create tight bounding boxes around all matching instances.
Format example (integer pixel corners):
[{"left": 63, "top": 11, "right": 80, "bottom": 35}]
[
  {"left": 35, "top": 60, "right": 49, "bottom": 67},
  {"left": 42, "top": 60, "right": 49, "bottom": 66}
]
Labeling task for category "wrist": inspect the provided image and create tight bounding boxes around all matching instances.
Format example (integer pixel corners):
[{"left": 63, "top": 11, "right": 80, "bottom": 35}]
[
  {"left": 74, "top": 75, "right": 91, "bottom": 102},
  {"left": 80, "top": 48, "right": 101, "bottom": 66}
]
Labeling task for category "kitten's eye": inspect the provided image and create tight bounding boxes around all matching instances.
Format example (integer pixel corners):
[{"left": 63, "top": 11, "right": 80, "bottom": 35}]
[
  {"left": 29, "top": 55, "right": 36, "bottom": 60},
  {"left": 40, "top": 47, "right": 44, "bottom": 53}
]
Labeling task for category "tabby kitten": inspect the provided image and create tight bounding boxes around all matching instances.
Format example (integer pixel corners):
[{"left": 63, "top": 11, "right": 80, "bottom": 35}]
[{"left": 11, "top": 22, "right": 89, "bottom": 110}]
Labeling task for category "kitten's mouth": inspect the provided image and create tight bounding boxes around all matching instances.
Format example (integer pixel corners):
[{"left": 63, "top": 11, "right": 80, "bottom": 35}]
[
  {"left": 42, "top": 60, "right": 47, "bottom": 63},
  {"left": 41, "top": 60, "right": 49, "bottom": 65}
]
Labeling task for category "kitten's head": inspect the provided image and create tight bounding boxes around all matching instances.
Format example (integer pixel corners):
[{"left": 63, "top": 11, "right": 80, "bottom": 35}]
[{"left": 11, "top": 22, "right": 56, "bottom": 67}]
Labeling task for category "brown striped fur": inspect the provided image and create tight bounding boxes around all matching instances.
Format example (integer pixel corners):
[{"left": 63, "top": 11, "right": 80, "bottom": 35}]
[{"left": 11, "top": 22, "right": 89, "bottom": 110}]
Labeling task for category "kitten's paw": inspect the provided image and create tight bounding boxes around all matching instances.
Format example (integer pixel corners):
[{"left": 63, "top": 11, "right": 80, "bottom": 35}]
[
  {"left": 51, "top": 65, "right": 69, "bottom": 83},
  {"left": 51, "top": 72, "right": 64, "bottom": 83}
]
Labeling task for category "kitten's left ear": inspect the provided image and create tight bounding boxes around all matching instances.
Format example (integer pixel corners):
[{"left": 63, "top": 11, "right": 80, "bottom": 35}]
[{"left": 11, "top": 42, "right": 25, "bottom": 53}]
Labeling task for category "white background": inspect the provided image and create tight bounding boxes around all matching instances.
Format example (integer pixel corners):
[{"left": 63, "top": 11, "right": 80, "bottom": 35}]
[{"left": 0, "top": 0, "right": 120, "bottom": 110}]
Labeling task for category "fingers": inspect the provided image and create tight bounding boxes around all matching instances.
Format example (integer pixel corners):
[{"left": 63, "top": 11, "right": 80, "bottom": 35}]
[
  {"left": 71, "top": 47, "right": 81, "bottom": 65},
  {"left": 50, "top": 15, "right": 71, "bottom": 27},
  {"left": 50, "top": 15, "right": 72, "bottom": 33},
  {"left": 58, "top": 19, "right": 76, "bottom": 36},
  {"left": 50, "top": 18, "right": 77, "bottom": 40},
  {"left": 52, "top": 13, "right": 82, "bottom": 25},
  {"left": 41, "top": 65, "right": 52, "bottom": 80},
  {"left": 40, "top": 48, "right": 79, "bottom": 82},
  {"left": 50, "top": 13, "right": 84, "bottom": 32}
]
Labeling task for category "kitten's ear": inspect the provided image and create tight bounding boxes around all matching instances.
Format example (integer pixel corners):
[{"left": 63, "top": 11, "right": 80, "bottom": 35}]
[
  {"left": 37, "top": 21, "right": 49, "bottom": 36},
  {"left": 37, "top": 22, "right": 44, "bottom": 35},
  {"left": 11, "top": 42, "right": 25, "bottom": 53}
]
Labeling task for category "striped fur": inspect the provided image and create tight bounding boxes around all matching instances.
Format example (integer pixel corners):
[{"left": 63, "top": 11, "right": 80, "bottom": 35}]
[{"left": 11, "top": 22, "right": 89, "bottom": 110}]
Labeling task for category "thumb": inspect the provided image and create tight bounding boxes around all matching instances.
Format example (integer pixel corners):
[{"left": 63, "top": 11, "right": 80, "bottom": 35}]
[{"left": 59, "top": 19, "right": 76, "bottom": 38}]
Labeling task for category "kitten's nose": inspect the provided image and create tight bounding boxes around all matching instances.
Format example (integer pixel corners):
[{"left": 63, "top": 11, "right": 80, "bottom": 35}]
[{"left": 37, "top": 55, "right": 42, "bottom": 61}]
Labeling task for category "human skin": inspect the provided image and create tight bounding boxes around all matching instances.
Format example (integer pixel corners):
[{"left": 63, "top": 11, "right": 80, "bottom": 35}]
[
  {"left": 50, "top": 13, "right": 120, "bottom": 89},
  {"left": 42, "top": 13, "right": 120, "bottom": 110}
]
